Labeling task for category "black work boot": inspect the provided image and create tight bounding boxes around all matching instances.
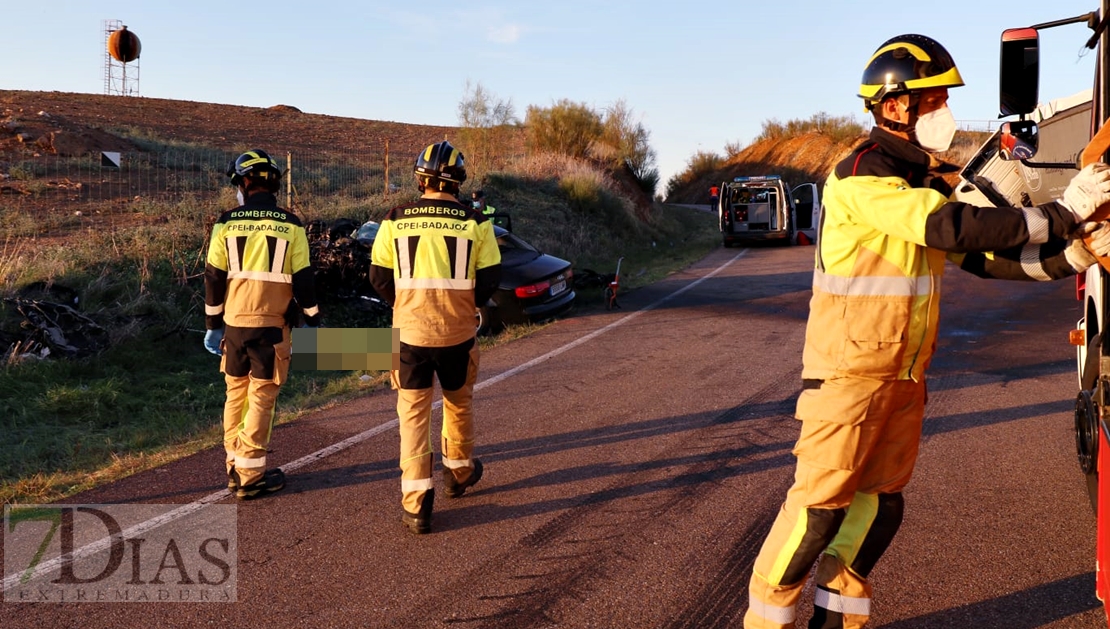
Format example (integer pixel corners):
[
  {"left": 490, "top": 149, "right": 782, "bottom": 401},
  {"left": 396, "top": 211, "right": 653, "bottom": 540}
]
[
  {"left": 402, "top": 490, "right": 434, "bottom": 535},
  {"left": 235, "top": 468, "right": 286, "bottom": 500},
  {"left": 443, "top": 459, "right": 483, "bottom": 498},
  {"left": 227, "top": 465, "right": 239, "bottom": 491}
]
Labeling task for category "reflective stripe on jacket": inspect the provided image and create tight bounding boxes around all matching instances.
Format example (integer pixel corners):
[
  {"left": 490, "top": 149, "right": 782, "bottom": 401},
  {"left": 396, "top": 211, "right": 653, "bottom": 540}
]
[
  {"left": 803, "top": 128, "right": 1079, "bottom": 382},
  {"left": 369, "top": 195, "right": 501, "bottom": 347}
]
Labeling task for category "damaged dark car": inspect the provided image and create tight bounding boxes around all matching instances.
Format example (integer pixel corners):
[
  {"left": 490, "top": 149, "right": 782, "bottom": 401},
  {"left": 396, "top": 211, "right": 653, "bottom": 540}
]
[
  {"left": 308, "top": 220, "right": 576, "bottom": 335},
  {"left": 480, "top": 226, "right": 575, "bottom": 335}
]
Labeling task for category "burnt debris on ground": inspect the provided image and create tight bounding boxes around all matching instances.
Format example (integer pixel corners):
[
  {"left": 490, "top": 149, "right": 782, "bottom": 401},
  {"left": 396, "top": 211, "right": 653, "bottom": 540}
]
[{"left": 1, "top": 283, "right": 109, "bottom": 361}]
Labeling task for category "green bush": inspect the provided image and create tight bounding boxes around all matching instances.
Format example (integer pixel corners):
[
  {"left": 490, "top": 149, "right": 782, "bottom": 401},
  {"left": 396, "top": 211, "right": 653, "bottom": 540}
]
[
  {"left": 756, "top": 112, "right": 866, "bottom": 144},
  {"left": 664, "top": 150, "right": 723, "bottom": 200},
  {"left": 595, "top": 100, "right": 659, "bottom": 197},
  {"left": 523, "top": 99, "right": 659, "bottom": 197},
  {"left": 526, "top": 99, "right": 603, "bottom": 160},
  {"left": 559, "top": 172, "right": 602, "bottom": 210}
]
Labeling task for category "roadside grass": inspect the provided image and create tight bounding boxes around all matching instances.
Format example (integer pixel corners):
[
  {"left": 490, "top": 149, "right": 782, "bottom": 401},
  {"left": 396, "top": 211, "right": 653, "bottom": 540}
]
[
  {"left": 0, "top": 329, "right": 382, "bottom": 503},
  {"left": 0, "top": 246, "right": 384, "bottom": 504},
  {"left": 0, "top": 151, "right": 716, "bottom": 505}
]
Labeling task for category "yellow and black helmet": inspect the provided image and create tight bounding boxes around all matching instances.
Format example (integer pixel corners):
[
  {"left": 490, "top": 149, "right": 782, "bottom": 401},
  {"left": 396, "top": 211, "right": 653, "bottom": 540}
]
[
  {"left": 414, "top": 141, "right": 467, "bottom": 191},
  {"left": 227, "top": 149, "right": 281, "bottom": 187},
  {"left": 858, "top": 34, "right": 964, "bottom": 110}
]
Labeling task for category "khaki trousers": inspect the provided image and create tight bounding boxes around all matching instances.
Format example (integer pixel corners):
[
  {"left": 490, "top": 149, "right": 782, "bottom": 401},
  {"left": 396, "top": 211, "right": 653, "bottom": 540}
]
[
  {"left": 745, "top": 377, "right": 926, "bottom": 629},
  {"left": 394, "top": 341, "right": 480, "bottom": 514},
  {"left": 221, "top": 327, "right": 290, "bottom": 486}
]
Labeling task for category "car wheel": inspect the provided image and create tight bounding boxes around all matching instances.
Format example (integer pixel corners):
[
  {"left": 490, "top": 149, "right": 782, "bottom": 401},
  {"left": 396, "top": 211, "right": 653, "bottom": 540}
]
[
  {"left": 1078, "top": 333, "right": 1102, "bottom": 513},
  {"left": 477, "top": 304, "right": 503, "bottom": 337}
]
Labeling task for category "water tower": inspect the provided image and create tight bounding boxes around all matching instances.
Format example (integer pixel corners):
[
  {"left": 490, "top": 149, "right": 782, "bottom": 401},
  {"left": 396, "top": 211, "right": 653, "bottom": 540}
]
[{"left": 103, "top": 20, "right": 141, "bottom": 96}]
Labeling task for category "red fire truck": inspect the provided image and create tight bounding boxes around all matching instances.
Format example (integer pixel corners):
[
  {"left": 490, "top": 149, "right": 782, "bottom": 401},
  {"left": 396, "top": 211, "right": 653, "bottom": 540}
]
[{"left": 997, "top": 4, "right": 1110, "bottom": 623}]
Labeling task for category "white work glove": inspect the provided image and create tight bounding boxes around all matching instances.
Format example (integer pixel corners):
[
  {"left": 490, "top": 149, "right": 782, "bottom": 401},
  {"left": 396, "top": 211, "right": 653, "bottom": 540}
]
[
  {"left": 1065, "top": 221, "right": 1110, "bottom": 272},
  {"left": 1062, "top": 163, "right": 1110, "bottom": 222}
]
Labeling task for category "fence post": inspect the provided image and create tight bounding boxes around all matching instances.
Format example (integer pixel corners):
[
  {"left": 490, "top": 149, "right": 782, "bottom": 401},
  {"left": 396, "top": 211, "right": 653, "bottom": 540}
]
[
  {"left": 384, "top": 139, "right": 390, "bottom": 197},
  {"left": 286, "top": 151, "right": 293, "bottom": 209}
]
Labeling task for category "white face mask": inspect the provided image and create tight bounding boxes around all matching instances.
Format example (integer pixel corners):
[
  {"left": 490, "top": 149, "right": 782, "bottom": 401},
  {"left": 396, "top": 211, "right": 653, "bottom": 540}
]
[
  {"left": 914, "top": 106, "right": 957, "bottom": 152},
  {"left": 236, "top": 189, "right": 245, "bottom": 206}
]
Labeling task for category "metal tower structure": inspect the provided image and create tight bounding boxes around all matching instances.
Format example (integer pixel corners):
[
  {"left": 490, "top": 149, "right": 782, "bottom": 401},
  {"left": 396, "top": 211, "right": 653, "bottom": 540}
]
[{"left": 103, "top": 19, "right": 140, "bottom": 96}]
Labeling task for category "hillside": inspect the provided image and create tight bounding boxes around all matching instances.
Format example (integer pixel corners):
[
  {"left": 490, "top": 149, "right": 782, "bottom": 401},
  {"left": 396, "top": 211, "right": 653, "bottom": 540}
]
[
  {"left": 666, "top": 129, "right": 989, "bottom": 204},
  {"left": 0, "top": 90, "right": 455, "bottom": 160},
  {"left": 666, "top": 132, "right": 863, "bottom": 204},
  {"left": 0, "top": 90, "right": 471, "bottom": 245}
]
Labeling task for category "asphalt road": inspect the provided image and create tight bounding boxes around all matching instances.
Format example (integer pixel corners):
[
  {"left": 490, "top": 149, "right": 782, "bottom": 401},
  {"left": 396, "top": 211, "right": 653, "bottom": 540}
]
[{"left": 2, "top": 243, "right": 1105, "bottom": 628}]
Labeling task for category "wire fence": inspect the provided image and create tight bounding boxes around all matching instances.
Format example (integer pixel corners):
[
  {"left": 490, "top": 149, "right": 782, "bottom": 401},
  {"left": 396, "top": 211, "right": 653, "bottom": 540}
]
[{"left": 0, "top": 147, "right": 411, "bottom": 214}]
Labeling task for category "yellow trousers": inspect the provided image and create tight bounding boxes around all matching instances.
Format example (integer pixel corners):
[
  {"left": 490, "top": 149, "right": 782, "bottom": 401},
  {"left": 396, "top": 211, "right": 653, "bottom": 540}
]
[
  {"left": 745, "top": 377, "right": 926, "bottom": 629},
  {"left": 221, "top": 328, "right": 290, "bottom": 486},
  {"left": 394, "top": 342, "right": 479, "bottom": 514}
]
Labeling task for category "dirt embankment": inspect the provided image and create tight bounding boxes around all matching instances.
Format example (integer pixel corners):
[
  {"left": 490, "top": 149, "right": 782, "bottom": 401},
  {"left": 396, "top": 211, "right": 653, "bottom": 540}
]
[
  {"left": 0, "top": 90, "right": 457, "bottom": 162},
  {"left": 0, "top": 90, "right": 465, "bottom": 237},
  {"left": 668, "top": 132, "right": 864, "bottom": 204},
  {"left": 0, "top": 90, "right": 659, "bottom": 233},
  {"left": 668, "top": 129, "right": 989, "bottom": 204}
]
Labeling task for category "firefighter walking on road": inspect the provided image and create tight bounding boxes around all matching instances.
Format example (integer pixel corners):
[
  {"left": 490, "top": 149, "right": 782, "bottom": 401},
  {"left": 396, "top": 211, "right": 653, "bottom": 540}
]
[
  {"left": 204, "top": 148, "right": 321, "bottom": 500},
  {"left": 370, "top": 141, "right": 501, "bottom": 534},
  {"left": 743, "top": 35, "right": 1110, "bottom": 629}
]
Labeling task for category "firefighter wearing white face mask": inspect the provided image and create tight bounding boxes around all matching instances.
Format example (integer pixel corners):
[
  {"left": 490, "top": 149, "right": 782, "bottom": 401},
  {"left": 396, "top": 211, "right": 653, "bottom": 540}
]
[{"left": 742, "top": 34, "right": 1110, "bottom": 629}]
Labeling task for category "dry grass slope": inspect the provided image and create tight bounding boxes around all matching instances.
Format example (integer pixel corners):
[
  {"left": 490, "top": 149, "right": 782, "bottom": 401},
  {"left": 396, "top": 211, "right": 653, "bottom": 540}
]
[
  {"left": 668, "top": 131, "right": 865, "bottom": 204},
  {"left": 668, "top": 129, "right": 990, "bottom": 204}
]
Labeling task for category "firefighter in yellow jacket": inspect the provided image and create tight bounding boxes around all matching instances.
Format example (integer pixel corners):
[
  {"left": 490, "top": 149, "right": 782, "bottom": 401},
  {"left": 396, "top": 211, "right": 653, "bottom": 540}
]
[
  {"left": 370, "top": 141, "right": 501, "bottom": 534},
  {"left": 204, "top": 148, "right": 320, "bottom": 500},
  {"left": 743, "top": 35, "right": 1110, "bottom": 628}
]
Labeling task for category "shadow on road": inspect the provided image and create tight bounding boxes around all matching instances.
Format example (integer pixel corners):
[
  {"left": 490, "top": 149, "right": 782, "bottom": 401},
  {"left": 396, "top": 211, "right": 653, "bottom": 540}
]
[
  {"left": 437, "top": 449, "right": 797, "bottom": 532},
  {"left": 113, "top": 370, "right": 1076, "bottom": 506},
  {"left": 927, "top": 359, "right": 1073, "bottom": 390},
  {"left": 923, "top": 399, "right": 1075, "bottom": 437},
  {"left": 879, "top": 572, "right": 1101, "bottom": 629}
]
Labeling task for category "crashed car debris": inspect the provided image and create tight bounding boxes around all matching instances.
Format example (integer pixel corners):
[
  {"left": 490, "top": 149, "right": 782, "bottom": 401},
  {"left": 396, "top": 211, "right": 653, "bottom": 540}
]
[
  {"left": 0, "top": 283, "right": 109, "bottom": 360},
  {"left": 307, "top": 218, "right": 579, "bottom": 334},
  {"left": 306, "top": 218, "right": 375, "bottom": 299},
  {"left": 305, "top": 218, "right": 392, "bottom": 327}
]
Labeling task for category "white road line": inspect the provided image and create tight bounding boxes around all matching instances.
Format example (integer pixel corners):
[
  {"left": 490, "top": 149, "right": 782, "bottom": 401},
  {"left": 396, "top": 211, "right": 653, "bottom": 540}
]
[
  {"left": 2, "top": 249, "right": 748, "bottom": 593},
  {"left": 474, "top": 250, "right": 747, "bottom": 390}
]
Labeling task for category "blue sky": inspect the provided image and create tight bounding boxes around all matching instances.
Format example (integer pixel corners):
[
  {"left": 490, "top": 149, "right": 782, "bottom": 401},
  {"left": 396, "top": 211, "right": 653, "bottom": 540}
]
[{"left": 2, "top": 1, "right": 1103, "bottom": 190}]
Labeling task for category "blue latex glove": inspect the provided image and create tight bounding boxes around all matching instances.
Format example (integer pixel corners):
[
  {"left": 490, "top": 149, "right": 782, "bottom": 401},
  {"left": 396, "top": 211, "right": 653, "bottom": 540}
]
[{"left": 203, "top": 328, "right": 224, "bottom": 356}]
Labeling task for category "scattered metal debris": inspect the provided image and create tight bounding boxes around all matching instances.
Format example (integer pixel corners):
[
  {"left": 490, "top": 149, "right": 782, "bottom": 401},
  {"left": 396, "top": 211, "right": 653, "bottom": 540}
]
[
  {"left": 307, "top": 218, "right": 375, "bottom": 299},
  {"left": 571, "top": 269, "right": 615, "bottom": 290},
  {"left": 305, "top": 218, "right": 392, "bottom": 327},
  {"left": 1, "top": 287, "right": 109, "bottom": 361}
]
